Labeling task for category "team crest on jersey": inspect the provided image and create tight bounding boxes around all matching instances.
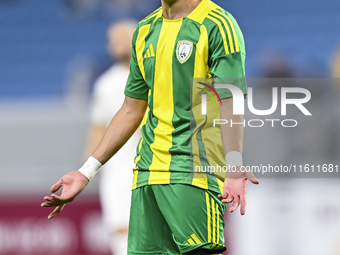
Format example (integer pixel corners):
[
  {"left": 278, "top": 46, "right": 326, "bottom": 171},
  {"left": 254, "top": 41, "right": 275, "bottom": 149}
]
[{"left": 176, "top": 40, "right": 193, "bottom": 64}]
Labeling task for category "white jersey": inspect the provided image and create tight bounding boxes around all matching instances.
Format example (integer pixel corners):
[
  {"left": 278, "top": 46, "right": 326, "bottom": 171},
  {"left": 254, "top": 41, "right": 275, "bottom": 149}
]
[{"left": 90, "top": 63, "right": 139, "bottom": 236}]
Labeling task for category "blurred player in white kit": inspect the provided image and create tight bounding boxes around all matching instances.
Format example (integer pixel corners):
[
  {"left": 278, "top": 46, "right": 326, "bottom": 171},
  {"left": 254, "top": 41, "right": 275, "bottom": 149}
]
[{"left": 84, "top": 20, "right": 139, "bottom": 255}]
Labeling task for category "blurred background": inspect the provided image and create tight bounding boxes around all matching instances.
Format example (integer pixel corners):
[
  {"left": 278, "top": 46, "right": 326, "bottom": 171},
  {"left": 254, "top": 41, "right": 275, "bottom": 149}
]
[{"left": 0, "top": 0, "right": 340, "bottom": 254}]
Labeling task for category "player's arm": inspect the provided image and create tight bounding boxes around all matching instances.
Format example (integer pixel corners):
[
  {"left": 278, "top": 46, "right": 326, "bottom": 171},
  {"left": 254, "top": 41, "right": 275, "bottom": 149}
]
[
  {"left": 41, "top": 23, "right": 149, "bottom": 219},
  {"left": 91, "top": 96, "right": 146, "bottom": 163},
  {"left": 217, "top": 98, "right": 259, "bottom": 215},
  {"left": 41, "top": 96, "right": 147, "bottom": 219},
  {"left": 205, "top": 11, "right": 259, "bottom": 214},
  {"left": 83, "top": 124, "right": 106, "bottom": 160}
]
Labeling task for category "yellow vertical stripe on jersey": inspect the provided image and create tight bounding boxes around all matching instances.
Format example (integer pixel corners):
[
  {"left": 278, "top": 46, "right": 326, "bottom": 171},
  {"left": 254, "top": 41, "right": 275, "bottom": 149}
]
[
  {"left": 197, "top": 24, "right": 226, "bottom": 187},
  {"left": 194, "top": 25, "right": 210, "bottom": 77},
  {"left": 209, "top": 12, "right": 235, "bottom": 53},
  {"left": 132, "top": 170, "right": 138, "bottom": 190},
  {"left": 207, "top": 15, "right": 229, "bottom": 54},
  {"left": 199, "top": 96, "right": 226, "bottom": 183},
  {"left": 216, "top": 203, "right": 220, "bottom": 243},
  {"left": 206, "top": 192, "right": 211, "bottom": 242},
  {"left": 150, "top": 43, "right": 155, "bottom": 57},
  {"left": 134, "top": 137, "right": 144, "bottom": 164},
  {"left": 200, "top": 102, "right": 226, "bottom": 182},
  {"left": 136, "top": 24, "right": 151, "bottom": 80},
  {"left": 148, "top": 19, "right": 182, "bottom": 184},
  {"left": 191, "top": 233, "right": 202, "bottom": 244},
  {"left": 211, "top": 197, "right": 216, "bottom": 243},
  {"left": 215, "top": 10, "right": 240, "bottom": 52},
  {"left": 140, "top": 93, "right": 150, "bottom": 128},
  {"left": 141, "top": 108, "right": 150, "bottom": 127},
  {"left": 147, "top": 49, "right": 151, "bottom": 57},
  {"left": 218, "top": 180, "right": 224, "bottom": 194},
  {"left": 191, "top": 25, "right": 210, "bottom": 190}
]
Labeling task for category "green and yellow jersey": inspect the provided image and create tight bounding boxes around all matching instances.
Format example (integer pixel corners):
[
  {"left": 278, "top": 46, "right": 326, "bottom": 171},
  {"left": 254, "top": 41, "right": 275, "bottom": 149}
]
[{"left": 124, "top": 0, "right": 247, "bottom": 194}]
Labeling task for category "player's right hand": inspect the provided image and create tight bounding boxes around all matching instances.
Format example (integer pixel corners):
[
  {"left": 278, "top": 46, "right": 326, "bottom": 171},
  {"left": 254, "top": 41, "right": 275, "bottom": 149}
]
[{"left": 41, "top": 171, "right": 89, "bottom": 219}]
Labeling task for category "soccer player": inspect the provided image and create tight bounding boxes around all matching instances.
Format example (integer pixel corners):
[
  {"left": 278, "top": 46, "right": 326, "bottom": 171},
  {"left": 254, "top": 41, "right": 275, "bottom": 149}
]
[
  {"left": 84, "top": 20, "right": 139, "bottom": 255},
  {"left": 42, "top": 0, "right": 259, "bottom": 254}
]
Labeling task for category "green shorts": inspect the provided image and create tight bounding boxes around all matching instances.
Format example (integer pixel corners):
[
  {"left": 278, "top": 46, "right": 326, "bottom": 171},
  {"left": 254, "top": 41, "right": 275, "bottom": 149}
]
[{"left": 127, "top": 184, "right": 226, "bottom": 255}]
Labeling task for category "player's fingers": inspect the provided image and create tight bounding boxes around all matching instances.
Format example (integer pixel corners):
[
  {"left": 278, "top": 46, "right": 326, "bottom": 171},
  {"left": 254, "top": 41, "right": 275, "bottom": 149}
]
[
  {"left": 51, "top": 194, "right": 68, "bottom": 203},
  {"left": 249, "top": 177, "right": 260, "bottom": 184},
  {"left": 229, "top": 196, "right": 240, "bottom": 213},
  {"left": 41, "top": 195, "right": 67, "bottom": 207},
  {"left": 41, "top": 202, "right": 58, "bottom": 207},
  {"left": 225, "top": 194, "right": 234, "bottom": 203},
  {"left": 41, "top": 198, "right": 65, "bottom": 207},
  {"left": 50, "top": 179, "right": 63, "bottom": 193},
  {"left": 43, "top": 196, "right": 53, "bottom": 202},
  {"left": 42, "top": 199, "right": 56, "bottom": 206},
  {"left": 41, "top": 202, "right": 50, "bottom": 207},
  {"left": 222, "top": 194, "right": 233, "bottom": 204},
  {"left": 245, "top": 172, "right": 260, "bottom": 184},
  {"left": 218, "top": 192, "right": 229, "bottom": 199},
  {"left": 240, "top": 195, "right": 247, "bottom": 215},
  {"left": 41, "top": 199, "right": 63, "bottom": 206},
  {"left": 51, "top": 193, "right": 62, "bottom": 199},
  {"left": 51, "top": 193, "right": 75, "bottom": 203},
  {"left": 48, "top": 204, "right": 65, "bottom": 220},
  {"left": 47, "top": 206, "right": 60, "bottom": 219}
]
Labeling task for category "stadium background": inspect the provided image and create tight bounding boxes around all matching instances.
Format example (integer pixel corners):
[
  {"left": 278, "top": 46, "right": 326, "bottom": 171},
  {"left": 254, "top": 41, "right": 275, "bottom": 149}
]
[{"left": 0, "top": 0, "right": 340, "bottom": 254}]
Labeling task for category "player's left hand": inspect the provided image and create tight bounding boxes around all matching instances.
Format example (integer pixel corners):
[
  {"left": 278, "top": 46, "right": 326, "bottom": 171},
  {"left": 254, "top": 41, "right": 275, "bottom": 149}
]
[
  {"left": 41, "top": 171, "right": 89, "bottom": 219},
  {"left": 218, "top": 167, "right": 259, "bottom": 215}
]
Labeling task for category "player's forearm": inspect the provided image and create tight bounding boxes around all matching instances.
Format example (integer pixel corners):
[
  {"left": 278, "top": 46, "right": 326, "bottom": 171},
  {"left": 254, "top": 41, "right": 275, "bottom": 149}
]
[
  {"left": 83, "top": 125, "right": 106, "bottom": 161},
  {"left": 220, "top": 98, "right": 245, "bottom": 155},
  {"left": 91, "top": 97, "right": 147, "bottom": 165}
]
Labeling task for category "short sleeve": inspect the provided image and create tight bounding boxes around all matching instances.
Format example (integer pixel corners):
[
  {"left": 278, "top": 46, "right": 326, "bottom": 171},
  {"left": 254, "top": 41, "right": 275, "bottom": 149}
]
[
  {"left": 207, "top": 11, "right": 247, "bottom": 99},
  {"left": 124, "top": 28, "right": 149, "bottom": 100}
]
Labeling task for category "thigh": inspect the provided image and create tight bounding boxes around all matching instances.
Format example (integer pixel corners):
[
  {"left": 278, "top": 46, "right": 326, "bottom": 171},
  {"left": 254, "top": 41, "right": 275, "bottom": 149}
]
[
  {"left": 153, "top": 184, "right": 227, "bottom": 254},
  {"left": 128, "top": 185, "right": 181, "bottom": 255}
]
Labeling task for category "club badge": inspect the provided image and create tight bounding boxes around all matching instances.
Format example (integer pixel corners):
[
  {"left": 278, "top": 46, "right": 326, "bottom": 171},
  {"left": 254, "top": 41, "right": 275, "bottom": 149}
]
[{"left": 176, "top": 40, "right": 193, "bottom": 64}]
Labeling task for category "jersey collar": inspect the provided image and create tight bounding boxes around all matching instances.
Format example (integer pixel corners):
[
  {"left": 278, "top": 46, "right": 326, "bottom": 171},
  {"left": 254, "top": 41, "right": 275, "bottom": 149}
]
[{"left": 187, "top": 0, "right": 212, "bottom": 22}]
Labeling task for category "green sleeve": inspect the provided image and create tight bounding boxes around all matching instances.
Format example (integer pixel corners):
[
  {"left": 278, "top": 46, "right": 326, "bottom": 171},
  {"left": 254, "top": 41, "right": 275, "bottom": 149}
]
[
  {"left": 124, "top": 28, "right": 149, "bottom": 100},
  {"left": 206, "top": 11, "right": 247, "bottom": 99}
]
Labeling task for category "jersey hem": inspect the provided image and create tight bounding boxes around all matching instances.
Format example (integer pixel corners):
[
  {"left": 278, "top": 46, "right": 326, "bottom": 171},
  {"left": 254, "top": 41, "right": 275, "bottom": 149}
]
[{"left": 132, "top": 177, "right": 223, "bottom": 194}]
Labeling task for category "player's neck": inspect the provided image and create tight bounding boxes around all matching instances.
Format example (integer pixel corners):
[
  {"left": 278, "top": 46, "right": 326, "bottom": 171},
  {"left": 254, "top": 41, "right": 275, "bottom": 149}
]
[{"left": 161, "top": 0, "right": 202, "bottom": 20}]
